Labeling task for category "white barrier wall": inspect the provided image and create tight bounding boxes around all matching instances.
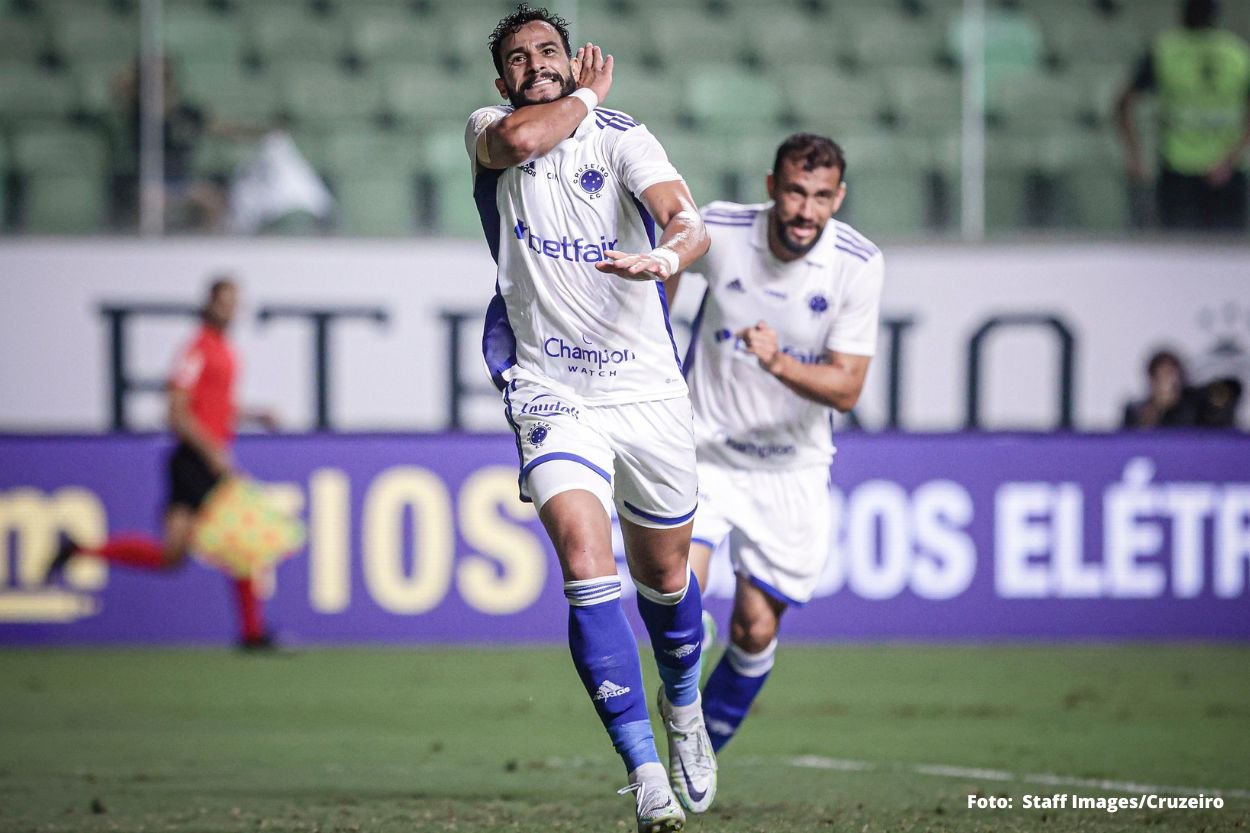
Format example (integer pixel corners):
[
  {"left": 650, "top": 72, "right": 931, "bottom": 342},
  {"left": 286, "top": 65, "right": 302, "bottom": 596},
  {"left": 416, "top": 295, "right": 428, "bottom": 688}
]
[{"left": 1, "top": 238, "right": 1247, "bottom": 432}]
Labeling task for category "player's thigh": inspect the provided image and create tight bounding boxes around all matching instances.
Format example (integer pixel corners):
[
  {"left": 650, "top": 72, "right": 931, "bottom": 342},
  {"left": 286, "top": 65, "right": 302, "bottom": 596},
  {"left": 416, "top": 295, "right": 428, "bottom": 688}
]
[
  {"left": 726, "top": 465, "right": 833, "bottom": 608},
  {"left": 729, "top": 572, "right": 786, "bottom": 653},
  {"left": 598, "top": 395, "right": 698, "bottom": 531},
  {"left": 504, "top": 378, "right": 614, "bottom": 509}
]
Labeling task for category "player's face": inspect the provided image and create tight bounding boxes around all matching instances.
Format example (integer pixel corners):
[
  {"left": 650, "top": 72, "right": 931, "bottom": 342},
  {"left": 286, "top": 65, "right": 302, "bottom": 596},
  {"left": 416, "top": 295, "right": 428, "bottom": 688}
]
[
  {"left": 206, "top": 284, "right": 238, "bottom": 330},
  {"left": 766, "top": 159, "right": 846, "bottom": 258},
  {"left": 494, "top": 21, "right": 576, "bottom": 108}
]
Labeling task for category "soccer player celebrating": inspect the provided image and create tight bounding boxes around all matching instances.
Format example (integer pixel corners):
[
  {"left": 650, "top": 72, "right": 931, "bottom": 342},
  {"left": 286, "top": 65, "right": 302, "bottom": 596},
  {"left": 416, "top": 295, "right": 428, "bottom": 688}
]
[
  {"left": 466, "top": 5, "right": 713, "bottom": 830},
  {"left": 45, "top": 277, "right": 279, "bottom": 650},
  {"left": 671, "top": 134, "right": 884, "bottom": 753}
]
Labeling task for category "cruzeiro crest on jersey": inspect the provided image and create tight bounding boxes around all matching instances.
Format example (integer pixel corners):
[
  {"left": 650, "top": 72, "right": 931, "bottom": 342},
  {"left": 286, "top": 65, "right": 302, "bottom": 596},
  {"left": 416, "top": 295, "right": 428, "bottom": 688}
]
[{"left": 572, "top": 162, "right": 610, "bottom": 199}]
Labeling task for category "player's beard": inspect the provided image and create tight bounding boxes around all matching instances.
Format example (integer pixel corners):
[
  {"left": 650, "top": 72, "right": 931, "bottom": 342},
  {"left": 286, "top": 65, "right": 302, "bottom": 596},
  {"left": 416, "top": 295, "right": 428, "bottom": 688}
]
[
  {"left": 771, "top": 211, "right": 825, "bottom": 257},
  {"left": 508, "top": 71, "right": 576, "bottom": 109}
]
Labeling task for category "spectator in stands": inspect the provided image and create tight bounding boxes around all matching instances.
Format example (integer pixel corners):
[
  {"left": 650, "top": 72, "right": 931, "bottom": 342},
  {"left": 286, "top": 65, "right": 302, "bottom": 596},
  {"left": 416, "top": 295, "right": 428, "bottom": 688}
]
[
  {"left": 118, "top": 57, "right": 263, "bottom": 232},
  {"left": 1115, "top": 0, "right": 1250, "bottom": 231},
  {"left": 1122, "top": 349, "right": 1203, "bottom": 428}
]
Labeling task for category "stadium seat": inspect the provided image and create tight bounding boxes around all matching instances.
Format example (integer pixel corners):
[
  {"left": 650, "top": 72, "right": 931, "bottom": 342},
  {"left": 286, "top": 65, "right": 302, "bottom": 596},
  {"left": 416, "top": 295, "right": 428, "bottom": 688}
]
[
  {"left": 348, "top": 7, "right": 444, "bottom": 66},
  {"left": 1052, "top": 129, "right": 1131, "bottom": 232},
  {"left": 687, "top": 63, "right": 786, "bottom": 131},
  {"left": 577, "top": 7, "right": 657, "bottom": 69},
  {"left": 179, "top": 60, "right": 281, "bottom": 126},
  {"left": 984, "top": 133, "right": 1047, "bottom": 230},
  {"left": 163, "top": 5, "right": 245, "bottom": 64},
  {"left": 0, "top": 65, "right": 77, "bottom": 124},
  {"left": 1041, "top": 6, "right": 1149, "bottom": 69},
  {"left": 779, "top": 65, "right": 890, "bottom": 133},
  {"left": 0, "top": 14, "right": 49, "bottom": 62},
  {"left": 947, "top": 6, "right": 1045, "bottom": 84},
  {"left": 49, "top": 9, "right": 138, "bottom": 64},
  {"left": 384, "top": 66, "right": 484, "bottom": 126},
  {"left": 69, "top": 57, "right": 131, "bottom": 117},
  {"left": 280, "top": 63, "right": 385, "bottom": 126},
  {"left": 422, "top": 127, "right": 480, "bottom": 237},
  {"left": 835, "top": 131, "right": 933, "bottom": 236},
  {"left": 601, "top": 67, "right": 686, "bottom": 129},
  {"left": 648, "top": 7, "right": 748, "bottom": 67},
  {"left": 324, "top": 129, "right": 420, "bottom": 236},
  {"left": 744, "top": 7, "right": 842, "bottom": 68},
  {"left": 11, "top": 126, "right": 109, "bottom": 233},
  {"left": 988, "top": 69, "right": 1087, "bottom": 132},
  {"left": 845, "top": 9, "right": 952, "bottom": 70},
  {"left": 887, "top": 66, "right": 963, "bottom": 132},
  {"left": 245, "top": 4, "right": 347, "bottom": 64}
]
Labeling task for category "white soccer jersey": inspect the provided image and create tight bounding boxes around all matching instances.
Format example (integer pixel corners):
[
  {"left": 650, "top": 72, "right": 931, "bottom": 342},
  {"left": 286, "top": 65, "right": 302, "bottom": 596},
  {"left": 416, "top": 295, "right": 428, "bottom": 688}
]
[
  {"left": 465, "top": 104, "right": 688, "bottom": 405},
  {"left": 684, "top": 201, "right": 884, "bottom": 470}
]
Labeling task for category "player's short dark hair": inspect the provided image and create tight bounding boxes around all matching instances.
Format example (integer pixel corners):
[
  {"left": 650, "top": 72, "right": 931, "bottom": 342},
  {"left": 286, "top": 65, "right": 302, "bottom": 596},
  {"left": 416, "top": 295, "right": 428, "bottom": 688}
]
[
  {"left": 773, "top": 133, "right": 848, "bottom": 182},
  {"left": 489, "top": 3, "right": 573, "bottom": 77},
  {"left": 1147, "top": 349, "right": 1184, "bottom": 380},
  {"left": 207, "top": 275, "right": 235, "bottom": 301},
  {"left": 1183, "top": 0, "right": 1219, "bottom": 28}
]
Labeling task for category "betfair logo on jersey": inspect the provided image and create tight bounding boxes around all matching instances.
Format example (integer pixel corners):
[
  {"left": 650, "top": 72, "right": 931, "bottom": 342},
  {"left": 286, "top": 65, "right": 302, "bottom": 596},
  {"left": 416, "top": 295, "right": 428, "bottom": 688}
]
[
  {"left": 544, "top": 337, "right": 637, "bottom": 377},
  {"left": 513, "top": 219, "right": 618, "bottom": 263}
]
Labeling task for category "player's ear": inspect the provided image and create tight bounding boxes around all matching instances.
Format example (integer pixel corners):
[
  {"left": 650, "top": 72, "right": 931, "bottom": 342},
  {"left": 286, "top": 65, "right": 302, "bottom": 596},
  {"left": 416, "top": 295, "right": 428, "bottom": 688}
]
[
  {"left": 765, "top": 172, "right": 775, "bottom": 200},
  {"left": 494, "top": 78, "right": 508, "bottom": 100},
  {"left": 831, "top": 181, "right": 847, "bottom": 214}
]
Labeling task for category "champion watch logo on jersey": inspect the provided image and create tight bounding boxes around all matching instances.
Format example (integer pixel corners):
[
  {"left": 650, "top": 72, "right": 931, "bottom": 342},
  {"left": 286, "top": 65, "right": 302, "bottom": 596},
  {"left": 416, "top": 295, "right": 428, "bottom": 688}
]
[
  {"left": 572, "top": 162, "right": 609, "bottom": 199},
  {"left": 526, "top": 422, "right": 552, "bottom": 447}
]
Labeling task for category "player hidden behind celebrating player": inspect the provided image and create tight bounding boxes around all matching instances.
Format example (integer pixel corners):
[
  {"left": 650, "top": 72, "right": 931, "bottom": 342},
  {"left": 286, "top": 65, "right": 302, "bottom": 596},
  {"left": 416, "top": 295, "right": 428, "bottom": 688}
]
[
  {"left": 466, "top": 5, "right": 713, "bottom": 831},
  {"left": 671, "top": 134, "right": 884, "bottom": 753}
]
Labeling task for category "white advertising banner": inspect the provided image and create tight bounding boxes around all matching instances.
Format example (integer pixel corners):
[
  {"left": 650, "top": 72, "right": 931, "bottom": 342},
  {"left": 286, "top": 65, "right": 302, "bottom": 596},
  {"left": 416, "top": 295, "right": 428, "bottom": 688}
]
[{"left": 0, "top": 239, "right": 1246, "bottom": 432}]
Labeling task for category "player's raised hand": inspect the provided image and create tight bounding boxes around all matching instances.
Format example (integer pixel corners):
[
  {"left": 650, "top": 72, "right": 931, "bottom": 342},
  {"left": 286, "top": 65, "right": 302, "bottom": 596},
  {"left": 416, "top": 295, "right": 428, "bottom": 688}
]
[
  {"left": 573, "top": 42, "right": 613, "bottom": 104},
  {"left": 595, "top": 249, "right": 671, "bottom": 282},
  {"left": 736, "top": 321, "right": 785, "bottom": 374}
]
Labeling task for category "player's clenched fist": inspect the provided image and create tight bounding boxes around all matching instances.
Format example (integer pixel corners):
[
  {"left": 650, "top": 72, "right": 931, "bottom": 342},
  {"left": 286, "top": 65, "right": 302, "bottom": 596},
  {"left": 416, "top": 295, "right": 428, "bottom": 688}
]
[
  {"left": 736, "top": 321, "right": 785, "bottom": 374},
  {"left": 573, "top": 42, "right": 613, "bottom": 103}
]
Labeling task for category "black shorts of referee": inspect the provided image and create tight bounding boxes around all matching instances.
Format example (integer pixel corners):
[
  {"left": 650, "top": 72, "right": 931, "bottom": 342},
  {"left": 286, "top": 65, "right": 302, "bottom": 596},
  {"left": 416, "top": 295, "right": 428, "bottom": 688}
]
[{"left": 167, "top": 442, "right": 222, "bottom": 511}]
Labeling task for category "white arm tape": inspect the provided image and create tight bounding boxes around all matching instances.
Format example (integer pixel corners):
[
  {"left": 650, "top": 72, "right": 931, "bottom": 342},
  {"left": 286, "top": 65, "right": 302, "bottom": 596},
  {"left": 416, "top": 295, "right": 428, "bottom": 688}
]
[
  {"left": 569, "top": 88, "right": 599, "bottom": 114},
  {"left": 649, "top": 246, "right": 680, "bottom": 278}
]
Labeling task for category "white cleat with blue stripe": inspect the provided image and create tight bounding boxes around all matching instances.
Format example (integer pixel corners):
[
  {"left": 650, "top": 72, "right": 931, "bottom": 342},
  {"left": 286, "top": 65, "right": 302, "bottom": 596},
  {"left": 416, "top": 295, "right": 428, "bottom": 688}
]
[
  {"left": 657, "top": 687, "right": 718, "bottom": 813},
  {"left": 619, "top": 762, "right": 685, "bottom": 832}
]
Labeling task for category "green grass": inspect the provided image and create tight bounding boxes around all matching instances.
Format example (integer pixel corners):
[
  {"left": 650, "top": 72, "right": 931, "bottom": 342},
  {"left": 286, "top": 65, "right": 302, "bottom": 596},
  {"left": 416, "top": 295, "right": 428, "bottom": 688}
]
[{"left": 1, "top": 644, "right": 1248, "bottom": 832}]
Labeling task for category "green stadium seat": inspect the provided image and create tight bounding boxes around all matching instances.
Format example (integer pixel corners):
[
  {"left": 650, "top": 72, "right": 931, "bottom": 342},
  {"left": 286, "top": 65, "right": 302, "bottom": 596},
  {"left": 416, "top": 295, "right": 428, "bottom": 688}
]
[
  {"left": 988, "top": 69, "right": 1087, "bottom": 131},
  {"left": 984, "top": 133, "right": 1046, "bottom": 230},
  {"left": 1041, "top": 6, "right": 1149, "bottom": 68},
  {"left": 325, "top": 129, "right": 420, "bottom": 236},
  {"left": 12, "top": 126, "right": 109, "bottom": 233},
  {"left": 745, "top": 8, "right": 841, "bottom": 68},
  {"left": 281, "top": 63, "right": 384, "bottom": 125},
  {"left": 383, "top": 66, "right": 484, "bottom": 125},
  {"left": 0, "top": 65, "right": 77, "bottom": 123},
  {"left": 191, "top": 132, "right": 254, "bottom": 178},
  {"left": 887, "top": 66, "right": 962, "bottom": 131},
  {"left": 1051, "top": 129, "right": 1130, "bottom": 232},
  {"left": 50, "top": 10, "right": 138, "bottom": 63},
  {"left": 649, "top": 7, "right": 747, "bottom": 66},
  {"left": 948, "top": 7, "right": 1045, "bottom": 85},
  {"left": 687, "top": 63, "right": 785, "bottom": 131},
  {"left": 845, "top": 11, "right": 951, "bottom": 70},
  {"left": 657, "top": 129, "right": 733, "bottom": 205},
  {"left": 69, "top": 56, "right": 131, "bottom": 117},
  {"left": 163, "top": 5, "right": 245, "bottom": 63},
  {"left": 348, "top": 8, "right": 443, "bottom": 66},
  {"left": 601, "top": 67, "right": 685, "bottom": 128},
  {"left": 835, "top": 131, "right": 934, "bottom": 237},
  {"left": 0, "top": 15, "right": 49, "bottom": 62},
  {"left": 779, "top": 65, "right": 890, "bottom": 133},
  {"left": 246, "top": 5, "right": 347, "bottom": 63},
  {"left": 179, "top": 60, "right": 281, "bottom": 125},
  {"left": 422, "top": 126, "right": 479, "bottom": 237},
  {"left": 576, "top": 8, "right": 656, "bottom": 69}
]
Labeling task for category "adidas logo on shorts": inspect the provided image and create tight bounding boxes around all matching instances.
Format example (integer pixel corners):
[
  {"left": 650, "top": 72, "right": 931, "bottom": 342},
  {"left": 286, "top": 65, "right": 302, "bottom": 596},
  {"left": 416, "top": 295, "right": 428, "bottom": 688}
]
[{"left": 593, "top": 680, "right": 631, "bottom": 701}]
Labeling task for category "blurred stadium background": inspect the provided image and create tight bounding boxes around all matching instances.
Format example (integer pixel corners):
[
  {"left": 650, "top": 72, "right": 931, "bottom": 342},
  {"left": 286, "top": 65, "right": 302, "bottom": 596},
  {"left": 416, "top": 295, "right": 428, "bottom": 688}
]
[{"left": 2, "top": 1, "right": 1250, "bottom": 831}]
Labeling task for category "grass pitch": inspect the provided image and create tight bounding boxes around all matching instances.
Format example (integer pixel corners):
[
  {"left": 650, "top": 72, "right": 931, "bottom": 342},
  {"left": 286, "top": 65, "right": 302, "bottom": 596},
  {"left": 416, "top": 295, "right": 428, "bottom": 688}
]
[{"left": 1, "top": 644, "right": 1247, "bottom": 832}]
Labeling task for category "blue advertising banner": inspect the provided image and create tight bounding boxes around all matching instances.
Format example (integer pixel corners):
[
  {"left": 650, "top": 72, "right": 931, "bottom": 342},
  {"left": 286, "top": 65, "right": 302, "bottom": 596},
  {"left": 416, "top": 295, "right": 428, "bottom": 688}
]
[{"left": 1, "top": 433, "right": 1247, "bottom": 643}]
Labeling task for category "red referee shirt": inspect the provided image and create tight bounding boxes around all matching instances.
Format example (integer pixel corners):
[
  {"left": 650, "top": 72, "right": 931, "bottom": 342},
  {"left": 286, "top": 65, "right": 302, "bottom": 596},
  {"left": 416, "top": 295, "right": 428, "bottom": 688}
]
[{"left": 169, "top": 325, "right": 237, "bottom": 446}]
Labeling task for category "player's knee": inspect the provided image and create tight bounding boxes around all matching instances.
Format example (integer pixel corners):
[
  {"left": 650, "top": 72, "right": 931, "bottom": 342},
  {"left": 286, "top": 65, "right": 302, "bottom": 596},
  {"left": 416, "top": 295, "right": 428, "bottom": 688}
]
[
  {"left": 730, "top": 617, "right": 778, "bottom": 654},
  {"left": 631, "top": 563, "right": 688, "bottom": 596},
  {"left": 160, "top": 546, "right": 189, "bottom": 570}
]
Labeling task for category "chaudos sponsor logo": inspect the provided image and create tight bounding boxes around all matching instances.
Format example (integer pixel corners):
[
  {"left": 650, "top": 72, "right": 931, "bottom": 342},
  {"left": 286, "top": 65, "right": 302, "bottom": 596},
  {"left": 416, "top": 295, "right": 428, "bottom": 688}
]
[
  {"left": 545, "top": 336, "right": 637, "bottom": 378},
  {"left": 513, "top": 218, "right": 618, "bottom": 264}
]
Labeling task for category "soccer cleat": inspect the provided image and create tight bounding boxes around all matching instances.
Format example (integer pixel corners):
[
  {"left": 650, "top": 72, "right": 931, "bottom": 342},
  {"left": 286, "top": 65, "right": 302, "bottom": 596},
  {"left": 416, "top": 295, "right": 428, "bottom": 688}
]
[
  {"left": 700, "top": 609, "right": 717, "bottom": 652},
  {"left": 657, "top": 686, "right": 718, "bottom": 813},
  {"left": 618, "top": 763, "right": 685, "bottom": 833},
  {"left": 237, "top": 632, "right": 286, "bottom": 654},
  {"left": 43, "top": 534, "right": 79, "bottom": 583}
]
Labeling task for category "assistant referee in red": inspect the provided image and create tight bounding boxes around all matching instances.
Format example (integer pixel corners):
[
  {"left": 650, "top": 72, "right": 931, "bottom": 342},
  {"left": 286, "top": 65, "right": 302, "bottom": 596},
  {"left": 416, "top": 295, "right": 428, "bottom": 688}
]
[{"left": 47, "top": 277, "right": 279, "bottom": 650}]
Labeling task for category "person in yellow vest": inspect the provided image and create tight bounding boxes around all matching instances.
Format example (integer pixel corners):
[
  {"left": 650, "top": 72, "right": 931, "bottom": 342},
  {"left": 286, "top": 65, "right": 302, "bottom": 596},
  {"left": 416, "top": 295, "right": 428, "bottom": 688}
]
[{"left": 1115, "top": 0, "right": 1250, "bottom": 230}]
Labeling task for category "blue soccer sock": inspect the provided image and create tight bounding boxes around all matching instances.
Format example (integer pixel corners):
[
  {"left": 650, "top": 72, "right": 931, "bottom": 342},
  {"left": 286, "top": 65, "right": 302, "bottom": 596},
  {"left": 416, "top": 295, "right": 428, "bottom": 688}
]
[
  {"left": 702, "top": 638, "right": 777, "bottom": 752},
  {"left": 634, "top": 570, "right": 703, "bottom": 708},
  {"left": 565, "top": 577, "right": 660, "bottom": 774}
]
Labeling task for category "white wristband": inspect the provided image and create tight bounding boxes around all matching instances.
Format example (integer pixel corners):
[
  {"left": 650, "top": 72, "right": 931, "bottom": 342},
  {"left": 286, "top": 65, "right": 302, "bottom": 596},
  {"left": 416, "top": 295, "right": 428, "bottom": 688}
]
[
  {"left": 570, "top": 88, "right": 599, "bottom": 114},
  {"left": 649, "top": 246, "right": 680, "bottom": 278}
]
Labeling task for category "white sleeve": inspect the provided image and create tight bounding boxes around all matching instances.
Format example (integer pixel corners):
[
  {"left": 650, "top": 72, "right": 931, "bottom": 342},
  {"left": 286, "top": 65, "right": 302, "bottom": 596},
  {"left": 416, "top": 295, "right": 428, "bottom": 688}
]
[
  {"left": 825, "top": 252, "right": 884, "bottom": 357},
  {"left": 464, "top": 106, "right": 510, "bottom": 176},
  {"left": 609, "top": 125, "right": 683, "bottom": 198}
]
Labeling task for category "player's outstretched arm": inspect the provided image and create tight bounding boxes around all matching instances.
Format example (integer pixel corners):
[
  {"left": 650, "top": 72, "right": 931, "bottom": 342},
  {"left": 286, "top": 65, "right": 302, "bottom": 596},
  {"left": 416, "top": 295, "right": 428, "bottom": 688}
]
[
  {"left": 595, "top": 180, "right": 709, "bottom": 281},
  {"left": 477, "top": 44, "right": 613, "bottom": 170},
  {"left": 736, "top": 321, "right": 872, "bottom": 412}
]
